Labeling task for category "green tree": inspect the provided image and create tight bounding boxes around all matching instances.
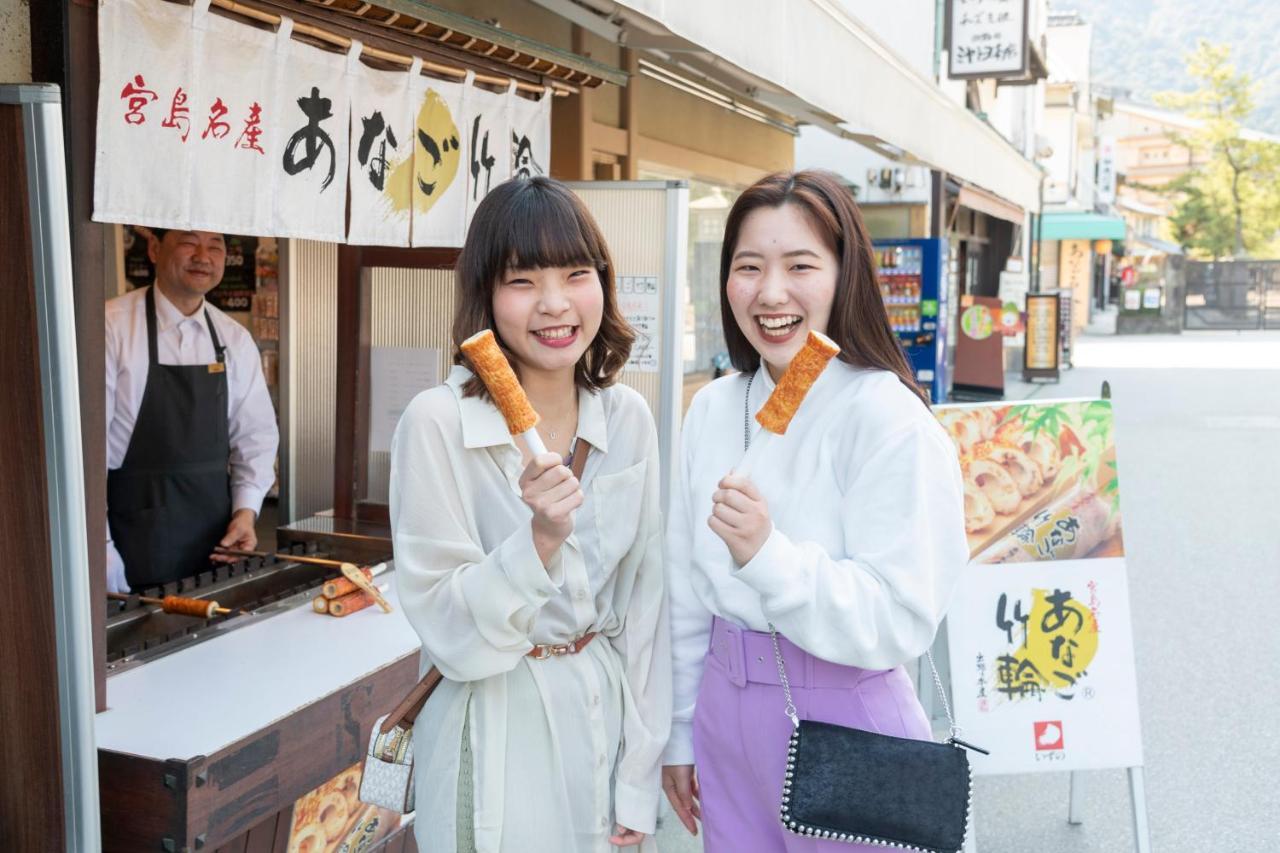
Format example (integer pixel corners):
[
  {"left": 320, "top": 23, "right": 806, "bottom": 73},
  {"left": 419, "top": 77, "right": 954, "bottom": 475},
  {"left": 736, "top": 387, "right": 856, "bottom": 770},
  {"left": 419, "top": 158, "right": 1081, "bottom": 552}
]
[{"left": 1155, "top": 41, "right": 1280, "bottom": 259}]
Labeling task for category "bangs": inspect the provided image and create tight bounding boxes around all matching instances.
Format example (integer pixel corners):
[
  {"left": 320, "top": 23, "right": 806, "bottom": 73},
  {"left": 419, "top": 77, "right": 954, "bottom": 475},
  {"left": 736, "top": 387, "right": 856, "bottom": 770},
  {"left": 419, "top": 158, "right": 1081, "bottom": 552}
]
[
  {"left": 494, "top": 182, "right": 606, "bottom": 276},
  {"left": 452, "top": 175, "right": 632, "bottom": 398}
]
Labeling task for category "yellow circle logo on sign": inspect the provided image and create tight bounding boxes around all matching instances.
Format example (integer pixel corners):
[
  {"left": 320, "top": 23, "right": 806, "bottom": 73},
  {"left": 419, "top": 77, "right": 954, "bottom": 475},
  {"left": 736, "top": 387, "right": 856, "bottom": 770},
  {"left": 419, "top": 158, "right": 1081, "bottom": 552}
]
[{"left": 961, "top": 304, "right": 994, "bottom": 340}]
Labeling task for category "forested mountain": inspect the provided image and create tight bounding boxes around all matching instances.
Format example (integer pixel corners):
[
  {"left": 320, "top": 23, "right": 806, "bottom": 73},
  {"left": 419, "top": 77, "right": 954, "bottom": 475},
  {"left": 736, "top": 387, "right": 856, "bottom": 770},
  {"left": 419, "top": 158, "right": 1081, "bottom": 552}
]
[{"left": 1056, "top": 0, "right": 1280, "bottom": 133}]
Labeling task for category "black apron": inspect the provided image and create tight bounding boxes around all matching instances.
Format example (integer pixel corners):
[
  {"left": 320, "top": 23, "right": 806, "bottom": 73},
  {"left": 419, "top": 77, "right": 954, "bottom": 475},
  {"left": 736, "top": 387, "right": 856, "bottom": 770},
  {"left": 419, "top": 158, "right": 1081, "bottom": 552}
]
[{"left": 108, "top": 286, "right": 232, "bottom": 589}]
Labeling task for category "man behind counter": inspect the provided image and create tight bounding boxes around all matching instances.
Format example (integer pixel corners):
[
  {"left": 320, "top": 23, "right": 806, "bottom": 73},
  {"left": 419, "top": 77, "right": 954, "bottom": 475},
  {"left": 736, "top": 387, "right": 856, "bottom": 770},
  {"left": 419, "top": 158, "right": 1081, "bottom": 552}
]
[{"left": 105, "top": 228, "right": 279, "bottom": 593}]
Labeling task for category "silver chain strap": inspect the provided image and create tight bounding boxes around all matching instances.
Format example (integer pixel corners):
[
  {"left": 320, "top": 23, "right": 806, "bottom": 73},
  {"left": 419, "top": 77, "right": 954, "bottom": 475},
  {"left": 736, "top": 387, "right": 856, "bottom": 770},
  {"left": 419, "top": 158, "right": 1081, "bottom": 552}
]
[{"left": 743, "top": 372, "right": 959, "bottom": 738}]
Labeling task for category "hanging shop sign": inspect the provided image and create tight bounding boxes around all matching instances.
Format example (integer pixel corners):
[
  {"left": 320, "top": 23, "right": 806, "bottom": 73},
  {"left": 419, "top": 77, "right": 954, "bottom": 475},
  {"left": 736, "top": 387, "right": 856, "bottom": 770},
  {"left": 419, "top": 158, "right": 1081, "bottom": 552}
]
[
  {"left": 1096, "top": 138, "right": 1117, "bottom": 205},
  {"left": 946, "top": 0, "right": 1029, "bottom": 80},
  {"left": 93, "top": 0, "right": 550, "bottom": 248},
  {"left": 1060, "top": 240, "right": 1092, "bottom": 295},
  {"left": 933, "top": 398, "right": 1144, "bottom": 775}
]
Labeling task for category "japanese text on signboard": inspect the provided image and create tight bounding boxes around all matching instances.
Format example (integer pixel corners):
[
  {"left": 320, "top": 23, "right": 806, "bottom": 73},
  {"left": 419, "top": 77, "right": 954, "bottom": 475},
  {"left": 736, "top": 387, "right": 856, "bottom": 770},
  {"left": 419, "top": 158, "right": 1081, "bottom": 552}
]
[{"left": 948, "top": 0, "right": 1028, "bottom": 78}]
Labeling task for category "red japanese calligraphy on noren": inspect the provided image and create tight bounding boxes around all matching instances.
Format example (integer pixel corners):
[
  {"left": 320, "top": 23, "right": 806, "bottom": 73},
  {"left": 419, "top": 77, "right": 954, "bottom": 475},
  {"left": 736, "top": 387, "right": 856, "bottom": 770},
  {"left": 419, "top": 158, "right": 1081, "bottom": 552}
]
[
  {"left": 120, "top": 74, "right": 158, "bottom": 125},
  {"left": 235, "top": 102, "right": 265, "bottom": 154},
  {"left": 160, "top": 87, "right": 191, "bottom": 142},
  {"left": 201, "top": 97, "right": 231, "bottom": 141}
]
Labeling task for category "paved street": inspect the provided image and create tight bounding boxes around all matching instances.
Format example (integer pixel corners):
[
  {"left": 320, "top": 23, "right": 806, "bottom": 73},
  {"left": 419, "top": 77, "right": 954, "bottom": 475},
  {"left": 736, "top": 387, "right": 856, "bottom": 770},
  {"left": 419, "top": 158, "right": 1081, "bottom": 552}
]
[{"left": 656, "top": 329, "right": 1280, "bottom": 853}]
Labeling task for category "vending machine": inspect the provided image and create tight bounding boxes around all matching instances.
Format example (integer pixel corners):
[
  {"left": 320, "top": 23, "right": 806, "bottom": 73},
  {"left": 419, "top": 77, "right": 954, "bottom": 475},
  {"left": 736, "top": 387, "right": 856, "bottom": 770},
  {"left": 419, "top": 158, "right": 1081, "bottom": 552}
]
[{"left": 872, "top": 238, "right": 950, "bottom": 403}]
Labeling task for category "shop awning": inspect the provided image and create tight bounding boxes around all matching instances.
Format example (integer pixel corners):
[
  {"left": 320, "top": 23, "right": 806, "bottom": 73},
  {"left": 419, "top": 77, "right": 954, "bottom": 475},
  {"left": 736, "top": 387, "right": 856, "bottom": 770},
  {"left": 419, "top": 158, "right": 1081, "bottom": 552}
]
[
  {"left": 957, "top": 185, "right": 1025, "bottom": 225},
  {"left": 611, "top": 0, "right": 1044, "bottom": 211},
  {"left": 1038, "top": 212, "right": 1127, "bottom": 241}
]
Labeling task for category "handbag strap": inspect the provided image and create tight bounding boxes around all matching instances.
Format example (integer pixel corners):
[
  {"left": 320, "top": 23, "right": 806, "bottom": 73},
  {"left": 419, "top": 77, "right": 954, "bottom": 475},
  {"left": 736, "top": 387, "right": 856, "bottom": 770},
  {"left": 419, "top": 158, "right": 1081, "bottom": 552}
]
[
  {"left": 379, "top": 666, "right": 444, "bottom": 733},
  {"left": 377, "top": 440, "right": 589, "bottom": 736},
  {"left": 569, "top": 436, "right": 588, "bottom": 481},
  {"left": 742, "top": 372, "right": 961, "bottom": 740}
]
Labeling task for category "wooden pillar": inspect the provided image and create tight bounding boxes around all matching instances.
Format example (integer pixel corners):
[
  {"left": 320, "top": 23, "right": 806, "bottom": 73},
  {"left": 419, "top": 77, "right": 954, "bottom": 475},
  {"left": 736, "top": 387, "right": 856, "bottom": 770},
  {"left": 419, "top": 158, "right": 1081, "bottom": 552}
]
[
  {"left": 550, "top": 25, "right": 594, "bottom": 180},
  {"left": 333, "top": 244, "right": 364, "bottom": 519},
  {"left": 0, "top": 98, "right": 68, "bottom": 853},
  {"left": 620, "top": 48, "right": 639, "bottom": 180}
]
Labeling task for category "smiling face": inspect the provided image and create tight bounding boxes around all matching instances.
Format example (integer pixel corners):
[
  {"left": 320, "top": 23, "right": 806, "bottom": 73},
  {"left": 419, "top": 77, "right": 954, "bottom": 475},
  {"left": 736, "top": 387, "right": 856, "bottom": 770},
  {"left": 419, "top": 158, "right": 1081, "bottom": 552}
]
[
  {"left": 491, "top": 264, "right": 605, "bottom": 380},
  {"left": 149, "top": 230, "right": 227, "bottom": 302},
  {"left": 726, "top": 203, "right": 838, "bottom": 379}
]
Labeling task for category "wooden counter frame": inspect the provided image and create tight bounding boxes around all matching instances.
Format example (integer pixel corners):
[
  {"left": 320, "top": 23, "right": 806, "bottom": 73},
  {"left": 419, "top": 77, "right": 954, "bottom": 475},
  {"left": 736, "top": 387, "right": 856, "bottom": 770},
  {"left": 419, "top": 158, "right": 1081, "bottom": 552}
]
[{"left": 99, "top": 651, "right": 420, "bottom": 853}]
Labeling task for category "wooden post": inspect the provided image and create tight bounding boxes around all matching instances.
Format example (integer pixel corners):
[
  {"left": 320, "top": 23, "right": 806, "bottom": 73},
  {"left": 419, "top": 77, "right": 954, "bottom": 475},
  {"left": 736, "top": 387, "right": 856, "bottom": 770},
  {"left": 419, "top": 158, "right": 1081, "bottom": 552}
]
[
  {"left": 0, "top": 95, "right": 68, "bottom": 853},
  {"left": 620, "top": 48, "right": 639, "bottom": 180}
]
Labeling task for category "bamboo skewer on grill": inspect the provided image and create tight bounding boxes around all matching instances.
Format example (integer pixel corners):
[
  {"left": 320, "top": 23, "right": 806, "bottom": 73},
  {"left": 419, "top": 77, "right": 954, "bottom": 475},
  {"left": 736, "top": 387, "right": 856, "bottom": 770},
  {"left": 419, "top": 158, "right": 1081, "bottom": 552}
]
[
  {"left": 213, "top": 547, "right": 394, "bottom": 613},
  {"left": 107, "top": 591, "right": 231, "bottom": 619}
]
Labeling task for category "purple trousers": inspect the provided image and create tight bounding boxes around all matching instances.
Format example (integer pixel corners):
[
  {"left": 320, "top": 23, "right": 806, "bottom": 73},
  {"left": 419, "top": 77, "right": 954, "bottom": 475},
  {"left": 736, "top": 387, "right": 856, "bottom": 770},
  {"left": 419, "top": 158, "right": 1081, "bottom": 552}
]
[{"left": 692, "top": 617, "right": 933, "bottom": 853}]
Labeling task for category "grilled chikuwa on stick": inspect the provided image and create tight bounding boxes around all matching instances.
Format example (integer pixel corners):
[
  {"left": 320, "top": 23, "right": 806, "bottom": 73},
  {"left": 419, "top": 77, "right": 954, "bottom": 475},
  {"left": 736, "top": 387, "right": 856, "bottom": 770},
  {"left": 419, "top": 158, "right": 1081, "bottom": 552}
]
[
  {"left": 459, "top": 329, "right": 548, "bottom": 456},
  {"left": 214, "top": 547, "right": 393, "bottom": 613},
  {"left": 736, "top": 331, "right": 841, "bottom": 477},
  {"left": 327, "top": 584, "right": 389, "bottom": 617},
  {"left": 107, "top": 591, "right": 231, "bottom": 619}
]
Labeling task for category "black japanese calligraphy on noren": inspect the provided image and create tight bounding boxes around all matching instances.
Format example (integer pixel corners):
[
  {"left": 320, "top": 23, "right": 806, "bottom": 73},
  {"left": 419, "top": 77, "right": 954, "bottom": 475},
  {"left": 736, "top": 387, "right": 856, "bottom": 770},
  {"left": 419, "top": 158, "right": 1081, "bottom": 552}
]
[
  {"left": 512, "top": 132, "right": 543, "bottom": 179},
  {"left": 417, "top": 125, "right": 459, "bottom": 196},
  {"left": 470, "top": 114, "right": 496, "bottom": 200},
  {"left": 283, "top": 87, "right": 337, "bottom": 191},
  {"left": 356, "top": 110, "right": 398, "bottom": 191}
]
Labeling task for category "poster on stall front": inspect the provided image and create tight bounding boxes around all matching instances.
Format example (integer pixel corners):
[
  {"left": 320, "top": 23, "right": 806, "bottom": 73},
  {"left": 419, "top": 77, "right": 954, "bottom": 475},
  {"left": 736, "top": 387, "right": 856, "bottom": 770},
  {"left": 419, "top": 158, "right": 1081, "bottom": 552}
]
[
  {"left": 934, "top": 399, "right": 1144, "bottom": 775},
  {"left": 346, "top": 58, "right": 420, "bottom": 247},
  {"left": 285, "top": 762, "right": 404, "bottom": 852},
  {"left": 617, "top": 275, "right": 660, "bottom": 373}
]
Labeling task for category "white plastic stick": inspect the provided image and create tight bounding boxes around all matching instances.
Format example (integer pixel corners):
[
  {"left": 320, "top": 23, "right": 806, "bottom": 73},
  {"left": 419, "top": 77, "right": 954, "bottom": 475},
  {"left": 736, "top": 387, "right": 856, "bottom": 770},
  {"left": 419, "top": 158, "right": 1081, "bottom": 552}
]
[
  {"left": 520, "top": 426, "right": 548, "bottom": 458},
  {"left": 733, "top": 429, "right": 773, "bottom": 479}
]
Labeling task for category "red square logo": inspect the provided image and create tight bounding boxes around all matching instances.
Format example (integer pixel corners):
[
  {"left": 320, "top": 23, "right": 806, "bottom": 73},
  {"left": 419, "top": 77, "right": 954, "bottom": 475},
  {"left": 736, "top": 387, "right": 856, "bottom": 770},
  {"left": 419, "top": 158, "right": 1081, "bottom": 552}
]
[{"left": 1034, "top": 720, "right": 1064, "bottom": 751}]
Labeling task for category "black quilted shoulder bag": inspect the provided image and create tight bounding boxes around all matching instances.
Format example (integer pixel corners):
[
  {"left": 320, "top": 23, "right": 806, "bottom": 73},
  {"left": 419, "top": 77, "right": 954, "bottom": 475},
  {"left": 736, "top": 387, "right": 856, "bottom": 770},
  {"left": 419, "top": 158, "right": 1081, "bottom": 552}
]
[{"left": 742, "top": 374, "right": 987, "bottom": 852}]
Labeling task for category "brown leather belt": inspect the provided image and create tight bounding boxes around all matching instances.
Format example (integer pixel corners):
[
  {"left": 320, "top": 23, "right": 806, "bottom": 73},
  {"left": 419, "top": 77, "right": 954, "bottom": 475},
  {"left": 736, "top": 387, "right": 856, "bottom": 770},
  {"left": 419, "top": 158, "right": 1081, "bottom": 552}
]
[{"left": 527, "top": 632, "right": 597, "bottom": 660}]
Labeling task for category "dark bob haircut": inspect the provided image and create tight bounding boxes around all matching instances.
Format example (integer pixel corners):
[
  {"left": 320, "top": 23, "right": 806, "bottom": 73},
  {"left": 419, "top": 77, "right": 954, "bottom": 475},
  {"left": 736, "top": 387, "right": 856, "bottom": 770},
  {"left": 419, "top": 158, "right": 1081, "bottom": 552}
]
[
  {"left": 719, "top": 170, "right": 928, "bottom": 405},
  {"left": 452, "top": 176, "right": 634, "bottom": 399}
]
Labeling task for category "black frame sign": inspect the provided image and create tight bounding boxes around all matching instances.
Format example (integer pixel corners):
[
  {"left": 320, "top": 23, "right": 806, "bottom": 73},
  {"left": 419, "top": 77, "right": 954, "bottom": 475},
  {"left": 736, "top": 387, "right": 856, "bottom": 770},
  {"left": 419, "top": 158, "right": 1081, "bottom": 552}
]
[
  {"left": 946, "top": 0, "right": 1030, "bottom": 80},
  {"left": 1023, "top": 291, "right": 1061, "bottom": 382}
]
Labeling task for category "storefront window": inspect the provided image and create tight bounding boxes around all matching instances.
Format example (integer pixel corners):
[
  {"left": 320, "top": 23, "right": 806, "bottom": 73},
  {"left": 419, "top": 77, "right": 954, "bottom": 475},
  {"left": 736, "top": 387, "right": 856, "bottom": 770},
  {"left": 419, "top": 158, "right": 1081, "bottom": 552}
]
[
  {"left": 639, "top": 171, "right": 741, "bottom": 405},
  {"left": 685, "top": 180, "right": 738, "bottom": 379}
]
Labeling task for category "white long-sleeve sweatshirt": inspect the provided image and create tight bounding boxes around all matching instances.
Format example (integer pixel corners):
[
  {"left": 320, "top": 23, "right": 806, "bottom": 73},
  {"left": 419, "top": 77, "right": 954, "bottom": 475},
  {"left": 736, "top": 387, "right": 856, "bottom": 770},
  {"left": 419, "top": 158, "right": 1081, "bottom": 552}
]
[{"left": 663, "top": 360, "right": 968, "bottom": 764}]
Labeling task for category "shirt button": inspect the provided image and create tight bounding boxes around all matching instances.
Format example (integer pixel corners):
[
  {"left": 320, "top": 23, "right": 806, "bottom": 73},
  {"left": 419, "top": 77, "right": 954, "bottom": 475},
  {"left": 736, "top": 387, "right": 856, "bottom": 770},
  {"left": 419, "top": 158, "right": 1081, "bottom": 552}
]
[
  {"left": 575, "top": 590, "right": 587, "bottom": 601},
  {"left": 592, "top": 695, "right": 600, "bottom": 706}
]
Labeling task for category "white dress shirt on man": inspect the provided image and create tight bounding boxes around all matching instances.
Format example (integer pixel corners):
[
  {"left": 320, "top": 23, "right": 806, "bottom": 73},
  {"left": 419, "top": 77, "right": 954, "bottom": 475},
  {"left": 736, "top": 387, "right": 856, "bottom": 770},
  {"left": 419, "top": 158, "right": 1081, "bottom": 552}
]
[
  {"left": 105, "top": 285, "right": 279, "bottom": 589},
  {"left": 391, "top": 366, "right": 670, "bottom": 853},
  {"left": 663, "top": 360, "right": 969, "bottom": 765}
]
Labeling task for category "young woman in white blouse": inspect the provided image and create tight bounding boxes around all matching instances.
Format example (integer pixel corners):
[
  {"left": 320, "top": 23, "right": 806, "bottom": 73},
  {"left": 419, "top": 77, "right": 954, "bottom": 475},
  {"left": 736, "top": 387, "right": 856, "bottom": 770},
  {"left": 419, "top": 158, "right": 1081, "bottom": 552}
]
[
  {"left": 660, "top": 170, "right": 968, "bottom": 852},
  {"left": 390, "top": 177, "right": 670, "bottom": 853}
]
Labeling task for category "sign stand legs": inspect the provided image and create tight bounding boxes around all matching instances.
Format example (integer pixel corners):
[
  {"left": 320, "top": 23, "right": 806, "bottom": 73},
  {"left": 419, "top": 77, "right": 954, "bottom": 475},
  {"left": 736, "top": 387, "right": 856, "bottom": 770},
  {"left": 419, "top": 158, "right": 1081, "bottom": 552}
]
[
  {"left": 1063, "top": 768, "right": 1152, "bottom": 853},
  {"left": 1068, "top": 771, "right": 1085, "bottom": 825},
  {"left": 1128, "top": 767, "right": 1153, "bottom": 853}
]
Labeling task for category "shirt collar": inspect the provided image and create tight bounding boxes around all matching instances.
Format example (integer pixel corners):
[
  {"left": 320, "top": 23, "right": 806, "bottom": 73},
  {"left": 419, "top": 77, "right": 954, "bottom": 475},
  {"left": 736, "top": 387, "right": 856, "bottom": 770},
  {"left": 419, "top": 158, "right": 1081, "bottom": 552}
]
[
  {"left": 152, "top": 284, "right": 206, "bottom": 333},
  {"left": 445, "top": 365, "right": 609, "bottom": 453}
]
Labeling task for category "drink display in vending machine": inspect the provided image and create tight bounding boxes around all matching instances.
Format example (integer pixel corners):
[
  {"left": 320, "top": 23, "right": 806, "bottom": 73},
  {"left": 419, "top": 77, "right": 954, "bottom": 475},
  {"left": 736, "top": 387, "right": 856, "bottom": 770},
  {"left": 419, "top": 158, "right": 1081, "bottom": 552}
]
[{"left": 873, "top": 238, "right": 950, "bottom": 403}]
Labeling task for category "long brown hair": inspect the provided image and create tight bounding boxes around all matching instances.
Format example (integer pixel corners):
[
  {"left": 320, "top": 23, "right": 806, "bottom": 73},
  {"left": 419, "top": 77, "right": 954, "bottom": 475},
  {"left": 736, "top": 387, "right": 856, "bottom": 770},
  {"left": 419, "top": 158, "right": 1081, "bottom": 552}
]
[
  {"left": 452, "top": 176, "right": 634, "bottom": 399},
  {"left": 720, "top": 170, "right": 928, "bottom": 405}
]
